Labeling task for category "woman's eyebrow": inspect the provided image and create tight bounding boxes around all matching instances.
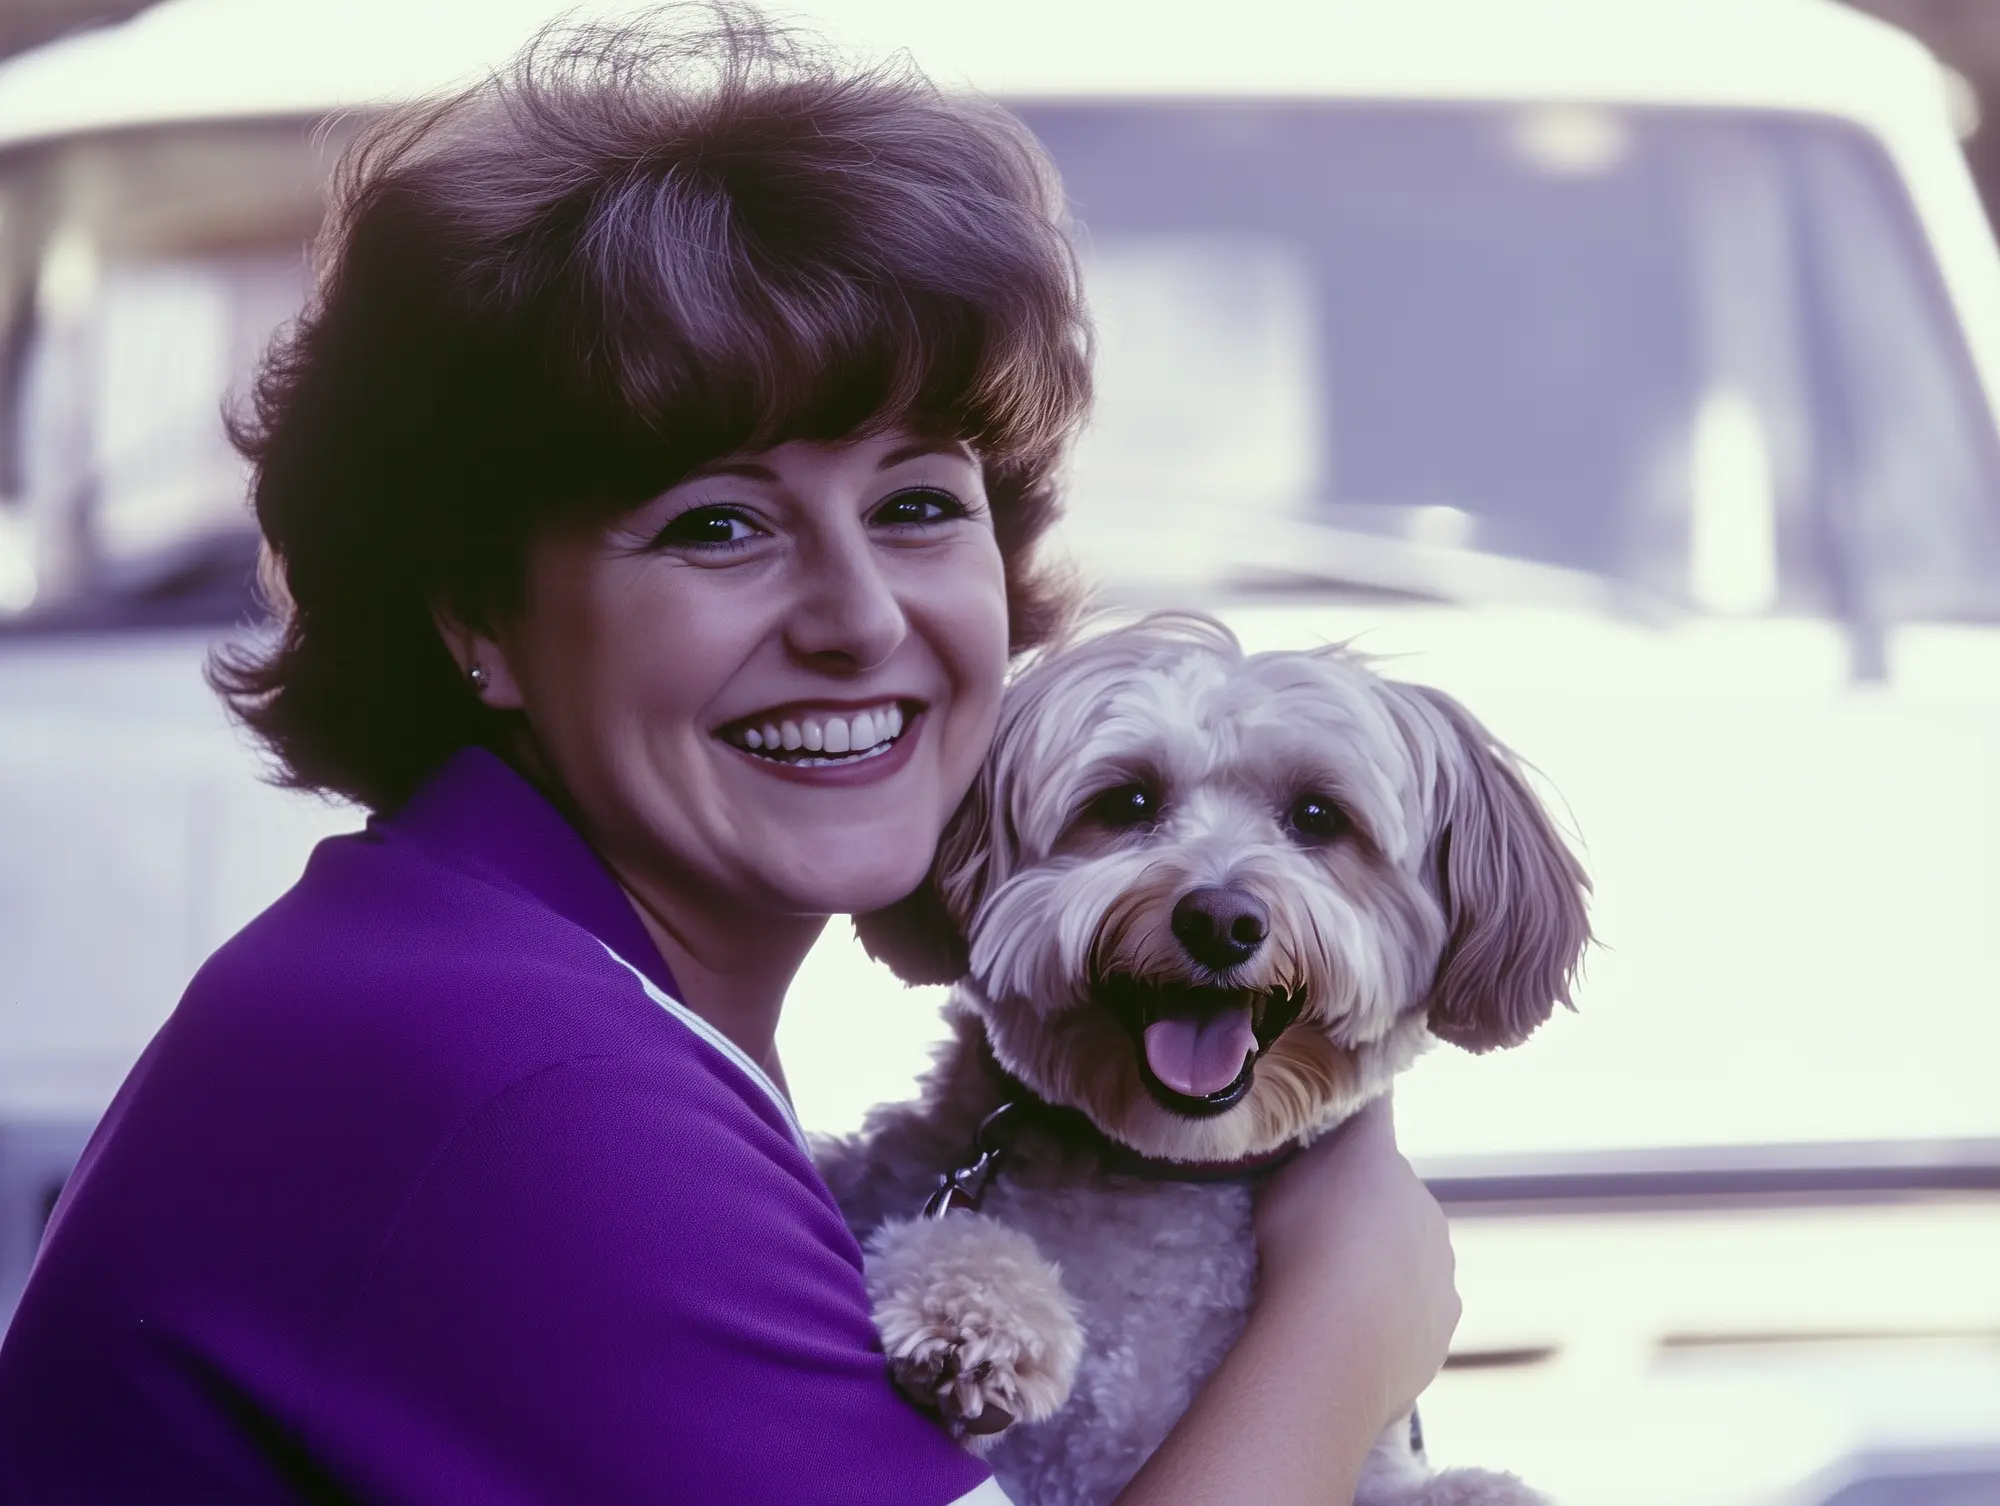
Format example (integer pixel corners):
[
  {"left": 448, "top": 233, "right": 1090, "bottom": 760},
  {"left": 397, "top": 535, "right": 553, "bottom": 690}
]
[
  {"left": 688, "top": 459, "right": 780, "bottom": 483},
  {"left": 682, "top": 440, "right": 970, "bottom": 484},
  {"left": 878, "top": 439, "right": 974, "bottom": 470}
]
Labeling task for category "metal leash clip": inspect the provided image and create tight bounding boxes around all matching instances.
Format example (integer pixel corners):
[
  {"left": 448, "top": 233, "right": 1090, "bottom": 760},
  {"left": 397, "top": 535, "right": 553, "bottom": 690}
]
[{"left": 921, "top": 1101, "right": 1023, "bottom": 1220}]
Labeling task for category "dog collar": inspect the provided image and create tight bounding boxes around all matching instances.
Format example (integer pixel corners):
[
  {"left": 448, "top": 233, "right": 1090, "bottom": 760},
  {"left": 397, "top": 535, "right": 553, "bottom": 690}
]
[
  {"left": 922, "top": 1100, "right": 1024, "bottom": 1219},
  {"left": 1093, "top": 1136, "right": 1302, "bottom": 1184},
  {"left": 919, "top": 1052, "right": 1303, "bottom": 1221}
]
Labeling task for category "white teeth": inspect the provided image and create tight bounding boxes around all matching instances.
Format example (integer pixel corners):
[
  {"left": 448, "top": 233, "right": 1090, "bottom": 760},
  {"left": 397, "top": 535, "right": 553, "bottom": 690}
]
[
  {"left": 790, "top": 741, "right": 896, "bottom": 768},
  {"left": 726, "top": 702, "right": 909, "bottom": 759}
]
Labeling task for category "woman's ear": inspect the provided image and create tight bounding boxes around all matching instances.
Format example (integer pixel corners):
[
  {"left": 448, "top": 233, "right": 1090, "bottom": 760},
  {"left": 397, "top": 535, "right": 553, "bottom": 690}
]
[
  {"left": 431, "top": 602, "right": 526, "bottom": 711},
  {"left": 1391, "top": 683, "right": 1592, "bottom": 1053},
  {"left": 853, "top": 754, "right": 1000, "bottom": 987}
]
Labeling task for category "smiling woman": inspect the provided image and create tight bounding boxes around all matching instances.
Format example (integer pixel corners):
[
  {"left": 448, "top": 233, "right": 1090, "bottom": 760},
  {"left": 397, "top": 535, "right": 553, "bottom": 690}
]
[
  {"left": 0, "top": 8, "right": 1085, "bottom": 1503},
  {"left": 438, "top": 430, "right": 1013, "bottom": 1052},
  {"left": 0, "top": 6, "right": 1462, "bottom": 1505}
]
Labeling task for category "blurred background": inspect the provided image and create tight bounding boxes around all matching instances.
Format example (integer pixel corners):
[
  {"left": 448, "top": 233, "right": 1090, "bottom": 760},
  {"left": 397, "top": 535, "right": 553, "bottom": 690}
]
[{"left": 1, "top": 1, "right": 1998, "bottom": 1502}]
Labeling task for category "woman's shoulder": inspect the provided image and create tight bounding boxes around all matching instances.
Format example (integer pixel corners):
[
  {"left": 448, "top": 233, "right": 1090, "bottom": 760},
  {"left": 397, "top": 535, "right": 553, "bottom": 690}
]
[
  {"left": 162, "top": 809, "right": 793, "bottom": 1177},
  {"left": 314, "top": 1054, "right": 984, "bottom": 1506},
  {"left": 190, "top": 819, "right": 604, "bottom": 1043}
]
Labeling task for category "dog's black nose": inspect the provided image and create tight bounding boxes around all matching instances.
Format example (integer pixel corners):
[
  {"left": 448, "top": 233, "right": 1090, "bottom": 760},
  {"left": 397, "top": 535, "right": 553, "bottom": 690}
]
[{"left": 1171, "top": 887, "right": 1269, "bottom": 970}]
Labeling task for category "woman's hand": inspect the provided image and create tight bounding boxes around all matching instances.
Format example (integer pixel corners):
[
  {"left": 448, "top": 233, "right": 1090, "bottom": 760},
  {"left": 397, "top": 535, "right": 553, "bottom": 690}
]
[
  {"left": 1254, "top": 1093, "right": 1460, "bottom": 1430},
  {"left": 1112, "top": 1093, "right": 1459, "bottom": 1506}
]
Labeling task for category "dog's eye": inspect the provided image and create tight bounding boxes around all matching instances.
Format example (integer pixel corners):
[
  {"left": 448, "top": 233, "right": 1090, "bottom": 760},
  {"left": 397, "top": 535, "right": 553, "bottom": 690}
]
[
  {"left": 1287, "top": 794, "right": 1349, "bottom": 843},
  {"left": 1088, "top": 783, "right": 1159, "bottom": 829}
]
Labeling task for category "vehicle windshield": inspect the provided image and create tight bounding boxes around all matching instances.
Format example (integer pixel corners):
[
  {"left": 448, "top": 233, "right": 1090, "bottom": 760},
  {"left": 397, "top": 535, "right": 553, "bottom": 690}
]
[
  {"left": 5, "top": 103, "right": 2000, "bottom": 624},
  {"left": 1024, "top": 101, "right": 2000, "bottom": 621}
]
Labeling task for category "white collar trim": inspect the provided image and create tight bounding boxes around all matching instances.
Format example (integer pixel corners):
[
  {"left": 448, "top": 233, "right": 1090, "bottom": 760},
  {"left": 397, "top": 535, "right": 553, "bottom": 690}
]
[{"left": 601, "top": 943, "right": 810, "bottom": 1157}]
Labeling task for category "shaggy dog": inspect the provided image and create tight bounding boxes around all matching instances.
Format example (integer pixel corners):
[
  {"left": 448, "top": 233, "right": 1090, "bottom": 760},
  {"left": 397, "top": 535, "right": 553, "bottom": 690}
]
[{"left": 815, "top": 613, "right": 1591, "bottom": 1506}]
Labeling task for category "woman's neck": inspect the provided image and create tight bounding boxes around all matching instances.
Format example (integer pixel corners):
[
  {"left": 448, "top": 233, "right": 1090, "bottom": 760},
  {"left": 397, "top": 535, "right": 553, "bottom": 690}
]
[
  {"left": 495, "top": 733, "right": 819, "bottom": 1082},
  {"left": 617, "top": 877, "right": 824, "bottom": 1086}
]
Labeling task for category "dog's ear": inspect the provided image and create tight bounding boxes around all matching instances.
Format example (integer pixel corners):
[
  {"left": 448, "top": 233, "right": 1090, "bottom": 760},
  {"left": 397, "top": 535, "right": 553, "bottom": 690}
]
[
  {"left": 853, "top": 762, "right": 999, "bottom": 986},
  {"left": 1392, "top": 683, "right": 1591, "bottom": 1053}
]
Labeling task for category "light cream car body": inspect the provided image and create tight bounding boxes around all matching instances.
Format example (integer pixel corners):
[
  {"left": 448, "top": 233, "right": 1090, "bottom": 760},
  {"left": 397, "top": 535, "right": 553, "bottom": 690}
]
[{"left": 1, "top": 3, "right": 1997, "bottom": 1502}]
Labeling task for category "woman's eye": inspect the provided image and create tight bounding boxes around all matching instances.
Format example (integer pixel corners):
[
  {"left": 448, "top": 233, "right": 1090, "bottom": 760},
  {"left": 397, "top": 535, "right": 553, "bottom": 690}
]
[
  {"left": 872, "top": 486, "right": 967, "bottom": 528},
  {"left": 1287, "top": 794, "right": 1349, "bottom": 843},
  {"left": 649, "top": 506, "right": 759, "bottom": 550},
  {"left": 1088, "top": 783, "right": 1160, "bottom": 829}
]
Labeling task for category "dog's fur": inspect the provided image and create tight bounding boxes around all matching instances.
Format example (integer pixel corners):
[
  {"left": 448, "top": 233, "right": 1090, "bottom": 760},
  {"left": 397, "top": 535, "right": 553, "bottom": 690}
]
[{"left": 815, "top": 613, "right": 1591, "bottom": 1506}]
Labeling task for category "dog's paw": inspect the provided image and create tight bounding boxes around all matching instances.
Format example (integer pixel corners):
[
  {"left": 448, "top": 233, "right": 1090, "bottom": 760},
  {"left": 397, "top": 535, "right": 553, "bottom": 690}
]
[
  {"left": 1402, "top": 1467, "right": 1550, "bottom": 1506},
  {"left": 864, "top": 1213, "right": 1083, "bottom": 1449}
]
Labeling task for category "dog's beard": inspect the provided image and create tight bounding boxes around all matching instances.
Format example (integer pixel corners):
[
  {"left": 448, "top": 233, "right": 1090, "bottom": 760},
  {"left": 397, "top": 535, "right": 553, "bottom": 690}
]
[
  {"left": 974, "top": 981, "right": 1420, "bottom": 1164},
  {"left": 965, "top": 854, "right": 1444, "bottom": 1161}
]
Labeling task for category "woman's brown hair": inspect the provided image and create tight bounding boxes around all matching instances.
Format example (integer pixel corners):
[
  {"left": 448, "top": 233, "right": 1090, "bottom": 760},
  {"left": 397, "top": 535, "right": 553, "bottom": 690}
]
[{"left": 213, "top": 4, "right": 1092, "bottom": 813}]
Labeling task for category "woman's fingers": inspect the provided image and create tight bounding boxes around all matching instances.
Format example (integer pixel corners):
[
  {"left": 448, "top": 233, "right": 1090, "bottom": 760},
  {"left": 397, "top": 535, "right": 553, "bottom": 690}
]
[{"left": 1252, "top": 1091, "right": 1460, "bottom": 1429}]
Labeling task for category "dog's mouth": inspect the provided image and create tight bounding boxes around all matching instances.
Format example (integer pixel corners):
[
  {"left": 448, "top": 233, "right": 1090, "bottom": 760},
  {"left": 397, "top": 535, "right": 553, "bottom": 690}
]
[{"left": 1099, "top": 977, "right": 1303, "bottom": 1118}]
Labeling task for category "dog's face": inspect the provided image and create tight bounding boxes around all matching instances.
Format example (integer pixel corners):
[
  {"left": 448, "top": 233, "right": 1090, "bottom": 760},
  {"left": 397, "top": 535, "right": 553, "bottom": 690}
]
[{"left": 858, "top": 614, "right": 1590, "bottom": 1163}]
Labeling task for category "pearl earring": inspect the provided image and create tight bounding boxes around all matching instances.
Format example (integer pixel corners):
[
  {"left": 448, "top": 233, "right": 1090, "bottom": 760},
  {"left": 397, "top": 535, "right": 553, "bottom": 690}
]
[{"left": 467, "top": 664, "right": 491, "bottom": 693}]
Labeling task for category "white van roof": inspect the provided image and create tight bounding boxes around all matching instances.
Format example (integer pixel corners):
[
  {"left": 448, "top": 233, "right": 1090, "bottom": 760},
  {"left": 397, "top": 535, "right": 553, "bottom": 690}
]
[
  {"left": 9, "top": 0, "right": 1997, "bottom": 444},
  {"left": 0, "top": 0, "right": 1955, "bottom": 154}
]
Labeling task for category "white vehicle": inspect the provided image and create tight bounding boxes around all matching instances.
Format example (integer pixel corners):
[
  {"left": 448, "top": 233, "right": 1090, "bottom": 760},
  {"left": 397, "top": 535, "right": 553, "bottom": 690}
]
[{"left": 2, "top": 3, "right": 1997, "bottom": 1501}]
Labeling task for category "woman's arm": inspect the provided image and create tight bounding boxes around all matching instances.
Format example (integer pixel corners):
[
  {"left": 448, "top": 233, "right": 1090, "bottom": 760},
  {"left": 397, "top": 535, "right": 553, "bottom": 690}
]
[
  {"left": 319, "top": 1056, "right": 994, "bottom": 1506},
  {"left": 1112, "top": 1097, "right": 1459, "bottom": 1506}
]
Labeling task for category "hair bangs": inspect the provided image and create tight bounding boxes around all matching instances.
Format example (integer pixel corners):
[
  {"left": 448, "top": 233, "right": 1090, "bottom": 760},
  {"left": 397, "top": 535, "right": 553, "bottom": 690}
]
[{"left": 515, "top": 34, "right": 1089, "bottom": 497}]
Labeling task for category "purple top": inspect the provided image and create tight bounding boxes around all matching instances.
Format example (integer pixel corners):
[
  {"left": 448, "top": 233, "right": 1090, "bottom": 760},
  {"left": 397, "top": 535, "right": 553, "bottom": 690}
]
[{"left": 0, "top": 747, "right": 995, "bottom": 1505}]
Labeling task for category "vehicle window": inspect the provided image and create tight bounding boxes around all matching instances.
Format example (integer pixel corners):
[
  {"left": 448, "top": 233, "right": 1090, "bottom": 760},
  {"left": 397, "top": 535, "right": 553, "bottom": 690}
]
[
  {"left": 0, "top": 122, "right": 327, "bottom": 628},
  {"left": 11, "top": 103, "right": 2000, "bottom": 624},
  {"left": 8, "top": 107, "right": 1999, "bottom": 627},
  {"left": 1017, "top": 102, "right": 2000, "bottom": 619},
  {"left": 21, "top": 245, "right": 305, "bottom": 573},
  {"left": 1789, "top": 123, "right": 2000, "bottom": 623}
]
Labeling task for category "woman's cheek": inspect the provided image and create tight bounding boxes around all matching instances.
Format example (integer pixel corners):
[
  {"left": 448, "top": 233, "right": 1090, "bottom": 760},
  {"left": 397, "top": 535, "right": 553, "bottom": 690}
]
[
  {"left": 928, "top": 552, "right": 1008, "bottom": 804},
  {"left": 926, "top": 538, "right": 1010, "bottom": 723}
]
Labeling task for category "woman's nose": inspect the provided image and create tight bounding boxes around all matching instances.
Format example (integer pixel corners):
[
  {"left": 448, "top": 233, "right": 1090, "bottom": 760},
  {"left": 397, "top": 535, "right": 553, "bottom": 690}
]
[{"left": 783, "top": 531, "right": 908, "bottom": 671}]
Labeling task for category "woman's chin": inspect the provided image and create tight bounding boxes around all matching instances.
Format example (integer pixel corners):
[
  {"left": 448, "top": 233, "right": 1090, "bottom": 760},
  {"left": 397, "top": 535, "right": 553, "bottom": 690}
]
[{"left": 765, "top": 856, "right": 935, "bottom": 923}]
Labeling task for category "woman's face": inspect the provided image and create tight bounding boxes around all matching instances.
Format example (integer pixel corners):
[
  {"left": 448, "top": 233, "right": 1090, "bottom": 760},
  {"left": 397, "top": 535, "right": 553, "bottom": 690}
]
[{"left": 474, "top": 428, "right": 1011, "bottom": 922}]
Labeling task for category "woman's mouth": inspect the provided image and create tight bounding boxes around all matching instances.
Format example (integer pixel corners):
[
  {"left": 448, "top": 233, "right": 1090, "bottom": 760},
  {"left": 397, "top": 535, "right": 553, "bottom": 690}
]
[{"left": 716, "top": 701, "right": 910, "bottom": 769}]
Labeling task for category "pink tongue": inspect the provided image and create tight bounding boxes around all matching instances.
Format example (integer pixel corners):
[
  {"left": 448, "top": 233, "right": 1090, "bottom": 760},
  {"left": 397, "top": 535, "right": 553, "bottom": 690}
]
[{"left": 1142, "top": 1006, "right": 1257, "bottom": 1098}]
